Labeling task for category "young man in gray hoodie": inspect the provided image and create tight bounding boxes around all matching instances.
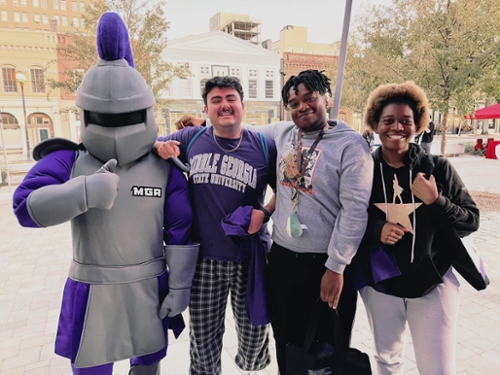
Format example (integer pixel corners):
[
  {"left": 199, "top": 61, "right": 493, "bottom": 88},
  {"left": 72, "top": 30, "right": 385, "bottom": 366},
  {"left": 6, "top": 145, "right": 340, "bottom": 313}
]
[{"left": 253, "top": 69, "right": 373, "bottom": 374}]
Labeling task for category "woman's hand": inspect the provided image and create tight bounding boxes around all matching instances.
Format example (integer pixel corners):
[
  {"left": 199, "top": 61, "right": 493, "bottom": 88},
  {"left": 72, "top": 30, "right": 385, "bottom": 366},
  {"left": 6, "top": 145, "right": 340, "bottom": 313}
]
[
  {"left": 411, "top": 172, "right": 439, "bottom": 205},
  {"left": 380, "top": 222, "right": 409, "bottom": 245},
  {"left": 175, "top": 115, "right": 205, "bottom": 130}
]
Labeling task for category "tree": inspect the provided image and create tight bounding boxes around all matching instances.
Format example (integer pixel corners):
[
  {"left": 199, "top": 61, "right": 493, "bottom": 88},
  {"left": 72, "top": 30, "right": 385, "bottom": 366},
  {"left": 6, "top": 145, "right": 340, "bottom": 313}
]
[
  {"left": 47, "top": 0, "right": 189, "bottom": 112},
  {"left": 332, "top": 0, "right": 500, "bottom": 155},
  {"left": 329, "top": 6, "right": 408, "bottom": 125}
]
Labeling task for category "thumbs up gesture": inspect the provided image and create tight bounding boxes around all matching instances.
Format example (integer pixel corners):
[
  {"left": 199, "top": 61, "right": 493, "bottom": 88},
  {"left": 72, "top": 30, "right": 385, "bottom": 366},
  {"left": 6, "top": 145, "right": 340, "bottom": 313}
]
[{"left": 85, "top": 159, "right": 120, "bottom": 210}]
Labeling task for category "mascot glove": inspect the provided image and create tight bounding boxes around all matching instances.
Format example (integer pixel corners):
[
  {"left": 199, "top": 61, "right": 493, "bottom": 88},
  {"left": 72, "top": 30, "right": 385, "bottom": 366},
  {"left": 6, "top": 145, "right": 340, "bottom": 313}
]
[
  {"left": 85, "top": 159, "right": 120, "bottom": 210},
  {"left": 159, "top": 243, "right": 200, "bottom": 319},
  {"left": 159, "top": 287, "right": 191, "bottom": 319}
]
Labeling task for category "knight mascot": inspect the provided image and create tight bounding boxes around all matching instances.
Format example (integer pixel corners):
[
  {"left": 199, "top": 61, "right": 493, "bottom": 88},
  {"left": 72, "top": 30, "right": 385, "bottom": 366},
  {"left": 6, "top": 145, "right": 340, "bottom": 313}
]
[{"left": 13, "top": 12, "right": 198, "bottom": 375}]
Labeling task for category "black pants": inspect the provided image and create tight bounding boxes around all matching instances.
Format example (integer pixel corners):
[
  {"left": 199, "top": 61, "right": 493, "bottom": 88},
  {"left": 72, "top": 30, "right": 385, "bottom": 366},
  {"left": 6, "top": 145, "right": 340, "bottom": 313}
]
[{"left": 266, "top": 243, "right": 358, "bottom": 375}]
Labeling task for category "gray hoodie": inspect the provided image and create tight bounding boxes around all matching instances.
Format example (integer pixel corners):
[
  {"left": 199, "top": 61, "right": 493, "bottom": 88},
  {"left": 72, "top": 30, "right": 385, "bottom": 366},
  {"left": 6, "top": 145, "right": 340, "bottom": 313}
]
[{"left": 256, "top": 120, "right": 373, "bottom": 273}]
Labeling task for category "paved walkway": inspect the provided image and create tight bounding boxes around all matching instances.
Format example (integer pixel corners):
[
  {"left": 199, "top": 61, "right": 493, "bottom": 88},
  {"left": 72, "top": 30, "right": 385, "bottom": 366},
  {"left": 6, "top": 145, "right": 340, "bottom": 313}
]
[{"left": 0, "top": 155, "right": 499, "bottom": 374}]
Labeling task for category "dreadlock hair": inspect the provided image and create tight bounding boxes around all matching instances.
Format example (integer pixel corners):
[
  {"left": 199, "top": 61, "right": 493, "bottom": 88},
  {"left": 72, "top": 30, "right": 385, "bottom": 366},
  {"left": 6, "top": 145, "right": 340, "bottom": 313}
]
[
  {"left": 363, "top": 81, "right": 430, "bottom": 133},
  {"left": 281, "top": 70, "right": 332, "bottom": 106},
  {"left": 202, "top": 76, "right": 244, "bottom": 105}
]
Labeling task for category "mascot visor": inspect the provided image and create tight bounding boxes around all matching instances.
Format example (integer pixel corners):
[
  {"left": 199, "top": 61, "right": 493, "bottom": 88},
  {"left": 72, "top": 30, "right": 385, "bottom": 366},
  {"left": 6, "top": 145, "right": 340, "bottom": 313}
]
[{"left": 85, "top": 110, "right": 146, "bottom": 127}]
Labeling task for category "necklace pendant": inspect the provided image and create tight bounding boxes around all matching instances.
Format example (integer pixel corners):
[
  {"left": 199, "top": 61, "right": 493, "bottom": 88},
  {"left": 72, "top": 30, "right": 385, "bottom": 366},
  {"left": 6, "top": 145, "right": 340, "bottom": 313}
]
[{"left": 286, "top": 212, "right": 303, "bottom": 238}]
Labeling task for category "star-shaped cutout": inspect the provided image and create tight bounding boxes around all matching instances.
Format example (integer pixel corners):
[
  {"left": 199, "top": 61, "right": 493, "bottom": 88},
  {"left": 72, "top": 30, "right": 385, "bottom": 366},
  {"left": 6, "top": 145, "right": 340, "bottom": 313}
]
[{"left": 374, "top": 202, "right": 422, "bottom": 233}]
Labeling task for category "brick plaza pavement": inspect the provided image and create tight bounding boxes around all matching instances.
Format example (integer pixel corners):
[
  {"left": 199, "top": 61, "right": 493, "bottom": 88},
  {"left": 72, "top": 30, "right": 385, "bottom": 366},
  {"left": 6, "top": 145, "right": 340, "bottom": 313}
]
[{"left": 0, "top": 154, "right": 499, "bottom": 374}]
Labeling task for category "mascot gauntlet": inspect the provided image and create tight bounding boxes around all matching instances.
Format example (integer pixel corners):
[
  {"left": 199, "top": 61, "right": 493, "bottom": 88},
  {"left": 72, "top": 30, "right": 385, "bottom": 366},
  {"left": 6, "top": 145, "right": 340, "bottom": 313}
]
[
  {"left": 27, "top": 159, "right": 119, "bottom": 227},
  {"left": 159, "top": 243, "right": 200, "bottom": 319}
]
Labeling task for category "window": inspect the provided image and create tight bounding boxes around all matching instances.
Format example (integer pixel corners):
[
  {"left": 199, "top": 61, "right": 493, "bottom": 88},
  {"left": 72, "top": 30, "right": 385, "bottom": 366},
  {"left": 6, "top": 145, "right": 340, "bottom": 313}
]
[
  {"left": 71, "top": 1, "right": 77, "bottom": 11},
  {"left": 80, "top": 17, "right": 84, "bottom": 27},
  {"left": 14, "top": 11, "right": 20, "bottom": 22},
  {"left": 42, "top": 13, "right": 48, "bottom": 24},
  {"left": 1, "top": 11, "right": 7, "bottom": 22},
  {"left": 288, "top": 46, "right": 293, "bottom": 52},
  {"left": 30, "top": 68, "right": 45, "bottom": 93},
  {"left": 1, "top": 113, "right": 19, "bottom": 129},
  {"left": 41, "top": 0, "right": 46, "bottom": 8},
  {"left": 53, "top": 0, "right": 58, "bottom": 9},
  {"left": 22, "top": 12, "right": 27, "bottom": 22},
  {"left": 53, "top": 15, "right": 59, "bottom": 24},
  {"left": 300, "top": 47, "right": 304, "bottom": 53},
  {"left": 200, "top": 78, "right": 209, "bottom": 97},
  {"left": 13, "top": 0, "right": 19, "bottom": 5},
  {"left": 34, "top": 13, "right": 40, "bottom": 22},
  {"left": 248, "top": 68, "right": 258, "bottom": 78},
  {"left": 265, "top": 80, "right": 273, "bottom": 99},
  {"left": 179, "top": 78, "right": 191, "bottom": 97},
  {"left": 79, "top": 1, "right": 84, "bottom": 12},
  {"left": 0, "top": 0, "right": 6, "bottom": 4},
  {"left": 248, "top": 80, "right": 257, "bottom": 99},
  {"left": 61, "top": 15, "right": 67, "bottom": 25},
  {"left": 21, "top": 0, "right": 26, "bottom": 6},
  {"left": 2, "top": 67, "right": 18, "bottom": 93},
  {"left": 266, "top": 70, "right": 274, "bottom": 78},
  {"left": 60, "top": 0, "right": 66, "bottom": 10},
  {"left": 33, "top": 0, "right": 39, "bottom": 6},
  {"left": 72, "top": 16, "right": 78, "bottom": 27}
]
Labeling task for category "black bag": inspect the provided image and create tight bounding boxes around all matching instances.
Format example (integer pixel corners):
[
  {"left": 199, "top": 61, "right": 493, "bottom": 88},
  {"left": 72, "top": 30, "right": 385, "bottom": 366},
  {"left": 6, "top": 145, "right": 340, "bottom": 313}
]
[{"left": 285, "top": 300, "right": 372, "bottom": 375}]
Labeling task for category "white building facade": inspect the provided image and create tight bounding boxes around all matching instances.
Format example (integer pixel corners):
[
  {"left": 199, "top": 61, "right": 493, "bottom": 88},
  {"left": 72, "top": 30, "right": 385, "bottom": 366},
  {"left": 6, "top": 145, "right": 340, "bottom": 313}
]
[{"left": 161, "top": 31, "right": 281, "bottom": 134}]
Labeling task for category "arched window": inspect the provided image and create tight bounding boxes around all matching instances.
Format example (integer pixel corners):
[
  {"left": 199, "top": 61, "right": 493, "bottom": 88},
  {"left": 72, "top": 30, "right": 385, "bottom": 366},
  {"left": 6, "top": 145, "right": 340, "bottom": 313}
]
[{"left": 1, "top": 113, "right": 20, "bottom": 129}]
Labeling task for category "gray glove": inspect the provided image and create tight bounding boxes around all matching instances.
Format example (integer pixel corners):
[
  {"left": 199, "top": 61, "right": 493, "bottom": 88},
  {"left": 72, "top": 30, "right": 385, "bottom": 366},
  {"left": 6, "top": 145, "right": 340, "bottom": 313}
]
[
  {"left": 159, "top": 243, "right": 200, "bottom": 319},
  {"left": 85, "top": 159, "right": 119, "bottom": 210}
]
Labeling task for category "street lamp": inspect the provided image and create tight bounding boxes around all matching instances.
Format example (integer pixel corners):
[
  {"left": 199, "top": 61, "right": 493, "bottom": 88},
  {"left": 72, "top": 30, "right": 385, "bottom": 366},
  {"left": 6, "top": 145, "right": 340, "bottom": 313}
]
[{"left": 16, "top": 71, "right": 31, "bottom": 160}]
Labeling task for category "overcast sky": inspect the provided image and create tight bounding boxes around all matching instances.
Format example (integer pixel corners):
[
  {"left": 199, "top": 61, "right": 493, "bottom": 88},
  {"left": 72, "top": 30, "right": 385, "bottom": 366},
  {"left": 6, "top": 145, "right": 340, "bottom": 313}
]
[{"left": 164, "top": 0, "right": 394, "bottom": 44}]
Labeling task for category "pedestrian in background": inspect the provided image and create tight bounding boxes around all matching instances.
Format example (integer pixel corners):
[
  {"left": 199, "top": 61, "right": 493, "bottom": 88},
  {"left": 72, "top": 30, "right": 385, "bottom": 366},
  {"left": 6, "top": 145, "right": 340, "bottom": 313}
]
[
  {"left": 362, "top": 128, "right": 375, "bottom": 151},
  {"left": 415, "top": 115, "right": 435, "bottom": 154}
]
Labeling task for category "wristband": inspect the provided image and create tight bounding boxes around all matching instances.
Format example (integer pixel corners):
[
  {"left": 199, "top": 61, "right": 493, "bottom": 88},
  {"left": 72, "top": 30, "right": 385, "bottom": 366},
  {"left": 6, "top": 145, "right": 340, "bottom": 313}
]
[{"left": 258, "top": 207, "right": 271, "bottom": 223}]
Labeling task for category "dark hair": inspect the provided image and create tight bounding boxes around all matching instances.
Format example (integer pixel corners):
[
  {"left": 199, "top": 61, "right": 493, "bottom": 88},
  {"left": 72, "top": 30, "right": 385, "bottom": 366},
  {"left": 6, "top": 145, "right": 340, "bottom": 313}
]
[
  {"left": 281, "top": 70, "right": 332, "bottom": 106},
  {"left": 363, "top": 81, "right": 430, "bottom": 133},
  {"left": 202, "top": 76, "right": 244, "bottom": 105}
]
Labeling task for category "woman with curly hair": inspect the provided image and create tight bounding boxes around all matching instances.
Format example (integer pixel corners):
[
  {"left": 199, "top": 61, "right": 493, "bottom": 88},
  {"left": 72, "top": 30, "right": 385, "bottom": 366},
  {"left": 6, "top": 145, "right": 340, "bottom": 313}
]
[{"left": 356, "top": 81, "right": 479, "bottom": 374}]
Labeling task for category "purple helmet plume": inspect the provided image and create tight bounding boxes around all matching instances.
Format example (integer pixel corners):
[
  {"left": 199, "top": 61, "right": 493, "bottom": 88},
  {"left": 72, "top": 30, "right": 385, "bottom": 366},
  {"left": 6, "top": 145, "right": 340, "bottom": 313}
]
[{"left": 96, "top": 12, "right": 134, "bottom": 67}]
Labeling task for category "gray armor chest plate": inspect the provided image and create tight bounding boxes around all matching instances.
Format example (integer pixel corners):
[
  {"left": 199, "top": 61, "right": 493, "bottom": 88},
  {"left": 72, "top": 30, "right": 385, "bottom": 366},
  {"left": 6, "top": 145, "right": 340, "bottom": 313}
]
[
  {"left": 68, "top": 151, "right": 172, "bottom": 367},
  {"left": 71, "top": 151, "right": 170, "bottom": 266}
]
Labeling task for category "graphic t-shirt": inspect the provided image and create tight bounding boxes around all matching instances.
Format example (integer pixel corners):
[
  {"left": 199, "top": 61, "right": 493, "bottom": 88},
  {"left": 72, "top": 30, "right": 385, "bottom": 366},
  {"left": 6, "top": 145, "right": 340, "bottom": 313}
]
[{"left": 159, "top": 126, "right": 276, "bottom": 261}]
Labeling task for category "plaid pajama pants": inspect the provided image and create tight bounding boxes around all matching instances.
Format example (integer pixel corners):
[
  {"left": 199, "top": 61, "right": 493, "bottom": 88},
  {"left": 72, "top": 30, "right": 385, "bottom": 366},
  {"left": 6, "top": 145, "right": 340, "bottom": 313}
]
[{"left": 189, "top": 258, "right": 270, "bottom": 375}]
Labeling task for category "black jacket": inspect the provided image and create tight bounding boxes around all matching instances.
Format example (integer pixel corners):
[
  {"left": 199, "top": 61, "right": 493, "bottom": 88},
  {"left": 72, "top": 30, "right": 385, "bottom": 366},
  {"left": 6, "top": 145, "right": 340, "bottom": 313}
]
[{"left": 358, "top": 143, "right": 479, "bottom": 297}]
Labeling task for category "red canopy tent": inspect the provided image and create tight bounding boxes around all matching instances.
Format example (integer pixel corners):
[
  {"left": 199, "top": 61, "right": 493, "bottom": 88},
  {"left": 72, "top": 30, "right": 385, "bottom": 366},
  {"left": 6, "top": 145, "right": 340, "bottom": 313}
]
[{"left": 473, "top": 103, "right": 500, "bottom": 119}]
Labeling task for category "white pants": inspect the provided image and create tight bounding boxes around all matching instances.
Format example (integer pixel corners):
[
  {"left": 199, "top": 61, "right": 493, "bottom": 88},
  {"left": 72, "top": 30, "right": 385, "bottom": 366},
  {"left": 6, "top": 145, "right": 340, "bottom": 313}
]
[{"left": 360, "top": 268, "right": 460, "bottom": 375}]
